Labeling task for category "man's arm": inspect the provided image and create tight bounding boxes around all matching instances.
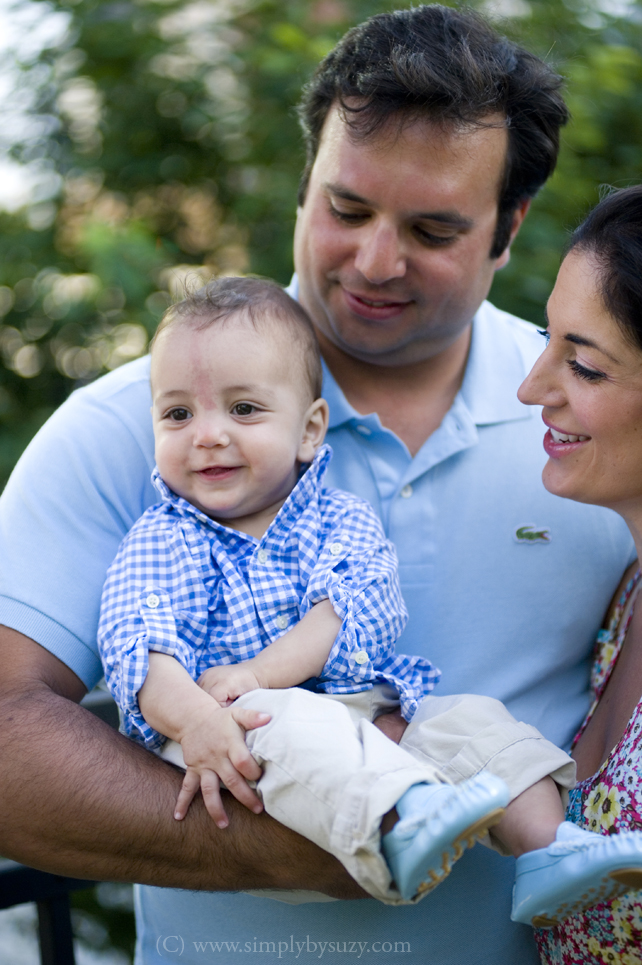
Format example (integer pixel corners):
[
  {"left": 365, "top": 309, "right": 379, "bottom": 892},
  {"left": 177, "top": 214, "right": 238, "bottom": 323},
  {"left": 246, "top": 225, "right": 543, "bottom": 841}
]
[{"left": 0, "top": 626, "right": 366, "bottom": 896}]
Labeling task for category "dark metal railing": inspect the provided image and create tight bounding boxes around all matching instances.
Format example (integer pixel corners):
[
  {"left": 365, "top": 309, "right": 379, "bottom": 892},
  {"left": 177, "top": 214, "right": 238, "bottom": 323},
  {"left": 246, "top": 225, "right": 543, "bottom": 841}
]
[
  {"left": 0, "top": 859, "right": 96, "bottom": 965},
  {"left": 0, "top": 688, "right": 118, "bottom": 964}
]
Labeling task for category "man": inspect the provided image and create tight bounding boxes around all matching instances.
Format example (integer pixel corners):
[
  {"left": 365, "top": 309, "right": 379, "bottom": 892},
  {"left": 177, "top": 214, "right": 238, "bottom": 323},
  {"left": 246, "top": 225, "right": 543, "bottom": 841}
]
[{"left": 0, "top": 6, "right": 633, "bottom": 963}]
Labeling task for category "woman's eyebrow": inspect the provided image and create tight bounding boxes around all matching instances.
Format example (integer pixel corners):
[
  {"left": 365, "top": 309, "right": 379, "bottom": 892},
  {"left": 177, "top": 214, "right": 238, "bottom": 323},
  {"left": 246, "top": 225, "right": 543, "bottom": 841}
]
[{"left": 543, "top": 307, "right": 620, "bottom": 364}]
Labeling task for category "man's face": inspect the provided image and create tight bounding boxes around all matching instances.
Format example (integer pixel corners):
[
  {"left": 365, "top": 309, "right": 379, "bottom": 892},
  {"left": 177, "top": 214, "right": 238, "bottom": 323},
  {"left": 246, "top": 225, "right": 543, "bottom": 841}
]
[{"left": 293, "top": 107, "right": 517, "bottom": 367}]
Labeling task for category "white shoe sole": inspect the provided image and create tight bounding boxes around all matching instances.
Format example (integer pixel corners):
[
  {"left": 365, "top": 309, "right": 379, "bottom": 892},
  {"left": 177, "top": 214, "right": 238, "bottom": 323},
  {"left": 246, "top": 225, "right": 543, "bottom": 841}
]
[
  {"left": 414, "top": 807, "right": 506, "bottom": 897},
  {"left": 531, "top": 867, "right": 642, "bottom": 928}
]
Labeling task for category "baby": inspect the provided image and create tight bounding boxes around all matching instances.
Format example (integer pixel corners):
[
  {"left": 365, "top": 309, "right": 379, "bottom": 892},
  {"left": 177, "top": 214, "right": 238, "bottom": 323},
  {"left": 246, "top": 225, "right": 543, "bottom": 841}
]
[{"left": 98, "top": 277, "right": 642, "bottom": 923}]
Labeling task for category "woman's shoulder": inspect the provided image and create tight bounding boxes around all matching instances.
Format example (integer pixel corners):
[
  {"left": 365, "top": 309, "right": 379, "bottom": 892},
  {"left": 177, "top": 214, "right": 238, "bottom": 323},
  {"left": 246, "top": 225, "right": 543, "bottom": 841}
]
[
  {"left": 590, "top": 560, "right": 641, "bottom": 699},
  {"left": 603, "top": 560, "right": 640, "bottom": 629}
]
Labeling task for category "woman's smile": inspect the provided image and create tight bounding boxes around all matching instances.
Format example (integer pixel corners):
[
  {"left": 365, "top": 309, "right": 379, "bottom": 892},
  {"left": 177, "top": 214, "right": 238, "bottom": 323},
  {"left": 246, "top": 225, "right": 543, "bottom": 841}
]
[
  {"left": 543, "top": 421, "right": 590, "bottom": 458},
  {"left": 519, "top": 250, "right": 642, "bottom": 515}
]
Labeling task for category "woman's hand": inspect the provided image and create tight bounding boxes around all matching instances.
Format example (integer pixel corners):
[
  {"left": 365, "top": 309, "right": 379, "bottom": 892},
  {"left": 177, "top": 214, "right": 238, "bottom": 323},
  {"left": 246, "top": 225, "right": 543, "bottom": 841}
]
[
  {"left": 174, "top": 700, "right": 270, "bottom": 827},
  {"left": 197, "top": 663, "right": 263, "bottom": 706}
]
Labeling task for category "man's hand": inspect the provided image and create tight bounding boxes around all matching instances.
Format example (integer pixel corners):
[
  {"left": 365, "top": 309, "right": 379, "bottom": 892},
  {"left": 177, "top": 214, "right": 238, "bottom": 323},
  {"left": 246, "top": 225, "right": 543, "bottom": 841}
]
[
  {"left": 175, "top": 701, "right": 269, "bottom": 826},
  {"left": 198, "top": 663, "right": 263, "bottom": 706}
]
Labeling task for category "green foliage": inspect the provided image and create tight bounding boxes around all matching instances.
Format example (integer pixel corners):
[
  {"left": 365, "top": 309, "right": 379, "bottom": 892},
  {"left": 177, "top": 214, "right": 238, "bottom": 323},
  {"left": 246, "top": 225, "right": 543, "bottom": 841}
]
[
  {"left": 2, "top": 0, "right": 642, "bottom": 492},
  {"left": 491, "top": 17, "right": 642, "bottom": 322}
]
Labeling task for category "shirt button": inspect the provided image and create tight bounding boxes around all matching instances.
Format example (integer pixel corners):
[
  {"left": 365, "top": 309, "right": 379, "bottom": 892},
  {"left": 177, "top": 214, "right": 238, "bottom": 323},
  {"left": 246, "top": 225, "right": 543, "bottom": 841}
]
[
  {"left": 257, "top": 549, "right": 268, "bottom": 563},
  {"left": 354, "top": 650, "right": 369, "bottom": 665},
  {"left": 330, "top": 542, "right": 343, "bottom": 556},
  {"left": 197, "top": 513, "right": 208, "bottom": 523},
  {"left": 275, "top": 614, "right": 289, "bottom": 630},
  {"left": 356, "top": 425, "right": 372, "bottom": 436},
  {"left": 400, "top": 484, "right": 413, "bottom": 498},
  {"left": 146, "top": 593, "right": 160, "bottom": 609}
]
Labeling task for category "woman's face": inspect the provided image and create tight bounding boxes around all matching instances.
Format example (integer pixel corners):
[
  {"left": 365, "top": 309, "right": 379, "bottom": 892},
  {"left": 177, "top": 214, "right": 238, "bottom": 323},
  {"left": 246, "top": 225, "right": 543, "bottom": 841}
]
[{"left": 518, "top": 250, "right": 642, "bottom": 516}]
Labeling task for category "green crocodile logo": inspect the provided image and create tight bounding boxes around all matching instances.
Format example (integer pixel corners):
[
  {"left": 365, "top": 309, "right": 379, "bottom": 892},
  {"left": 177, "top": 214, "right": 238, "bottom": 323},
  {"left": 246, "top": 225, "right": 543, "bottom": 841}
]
[{"left": 514, "top": 525, "right": 551, "bottom": 544}]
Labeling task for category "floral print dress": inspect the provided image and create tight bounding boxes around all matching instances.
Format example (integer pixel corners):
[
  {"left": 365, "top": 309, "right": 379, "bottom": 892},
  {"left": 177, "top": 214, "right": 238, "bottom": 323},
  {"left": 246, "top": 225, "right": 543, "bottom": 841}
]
[{"left": 536, "top": 570, "right": 642, "bottom": 965}]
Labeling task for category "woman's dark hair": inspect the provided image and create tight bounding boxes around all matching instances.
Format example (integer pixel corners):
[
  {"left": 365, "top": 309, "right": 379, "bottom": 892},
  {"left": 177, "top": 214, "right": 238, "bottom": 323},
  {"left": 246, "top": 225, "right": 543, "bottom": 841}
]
[
  {"left": 297, "top": 4, "right": 568, "bottom": 258},
  {"left": 568, "top": 186, "right": 642, "bottom": 352},
  {"left": 152, "top": 276, "right": 323, "bottom": 400}
]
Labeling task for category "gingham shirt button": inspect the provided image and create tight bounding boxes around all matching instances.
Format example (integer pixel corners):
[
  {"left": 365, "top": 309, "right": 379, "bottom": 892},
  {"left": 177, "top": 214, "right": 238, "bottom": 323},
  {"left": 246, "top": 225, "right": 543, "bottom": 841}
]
[
  {"left": 275, "top": 614, "right": 289, "bottom": 630},
  {"left": 257, "top": 549, "right": 268, "bottom": 563},
  {"left": 354, "top": 650, "right": 369, "bottom": 665},
  {"left": 330, "top": 542, "right": 343, "bottom": 556},
  {"left": 146, "top": 593, "right": 160, "bottom": 609}
]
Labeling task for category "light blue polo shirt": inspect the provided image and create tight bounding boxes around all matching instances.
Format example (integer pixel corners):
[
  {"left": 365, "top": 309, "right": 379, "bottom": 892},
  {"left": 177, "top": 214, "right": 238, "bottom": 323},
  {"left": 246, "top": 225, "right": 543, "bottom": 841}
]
[{"left": 0, "top": 298, "right": 633, "bottom": 965}]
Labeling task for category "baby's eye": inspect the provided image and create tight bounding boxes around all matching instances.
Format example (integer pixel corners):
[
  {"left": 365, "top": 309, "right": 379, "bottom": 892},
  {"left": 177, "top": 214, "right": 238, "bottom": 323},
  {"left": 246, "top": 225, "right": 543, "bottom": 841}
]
[
  {"left": 233, "top": 403, "right": 255, "bottom": 416},
  {"left": 167, "top": 407, "right": 191, "bottom": 422}
]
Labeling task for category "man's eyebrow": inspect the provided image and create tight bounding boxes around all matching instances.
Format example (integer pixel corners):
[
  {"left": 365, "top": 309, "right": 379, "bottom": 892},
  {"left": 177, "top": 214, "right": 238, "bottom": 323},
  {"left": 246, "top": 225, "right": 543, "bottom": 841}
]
[
  {"left": 543, "top": 307, "right": 620, "bottom": 364},
  {"left": 324, "top": 183, "right": 368, "bottom": 205},
  {"left": 323, "top": 183, "right": 474, "bottom": 227}
]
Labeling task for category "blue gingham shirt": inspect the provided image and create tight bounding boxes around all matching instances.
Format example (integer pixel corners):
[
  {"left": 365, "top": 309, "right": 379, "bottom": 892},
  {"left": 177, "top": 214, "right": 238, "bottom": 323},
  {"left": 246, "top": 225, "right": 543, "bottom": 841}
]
[{"left": 98, "top": 445, "right": 440, "bottom": 748}]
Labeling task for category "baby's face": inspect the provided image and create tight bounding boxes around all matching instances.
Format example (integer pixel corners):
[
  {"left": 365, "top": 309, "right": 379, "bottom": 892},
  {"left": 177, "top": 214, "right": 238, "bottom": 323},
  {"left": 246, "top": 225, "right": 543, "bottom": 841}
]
[{"left": 151, "top": 314, "right": 326, "bottom": 536}]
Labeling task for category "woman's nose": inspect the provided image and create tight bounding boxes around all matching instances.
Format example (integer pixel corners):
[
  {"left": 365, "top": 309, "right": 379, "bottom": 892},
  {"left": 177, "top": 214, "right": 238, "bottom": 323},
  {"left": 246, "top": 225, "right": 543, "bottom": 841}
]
[{"left": 518, "top": 351, "right": 565, "bottom": 409}]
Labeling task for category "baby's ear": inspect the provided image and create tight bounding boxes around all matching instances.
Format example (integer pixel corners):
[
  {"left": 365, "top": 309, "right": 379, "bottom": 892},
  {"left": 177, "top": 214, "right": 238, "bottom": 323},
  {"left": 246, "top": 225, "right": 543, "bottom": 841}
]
[{"left": 298, "top": 398, "right": 329, "bottom": 462}]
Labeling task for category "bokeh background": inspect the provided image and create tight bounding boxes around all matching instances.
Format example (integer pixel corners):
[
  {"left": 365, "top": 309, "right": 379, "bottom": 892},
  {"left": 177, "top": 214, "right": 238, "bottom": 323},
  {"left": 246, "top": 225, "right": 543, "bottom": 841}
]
[{"left": 1, "top": 0, "right": 642, "bottom": 958}]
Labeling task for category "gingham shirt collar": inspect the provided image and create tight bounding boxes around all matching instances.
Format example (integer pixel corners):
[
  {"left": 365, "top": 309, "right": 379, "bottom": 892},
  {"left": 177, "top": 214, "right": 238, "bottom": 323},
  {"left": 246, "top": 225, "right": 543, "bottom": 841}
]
[{"left": 150, "top": 444, "right": 333, "bottom": 542}]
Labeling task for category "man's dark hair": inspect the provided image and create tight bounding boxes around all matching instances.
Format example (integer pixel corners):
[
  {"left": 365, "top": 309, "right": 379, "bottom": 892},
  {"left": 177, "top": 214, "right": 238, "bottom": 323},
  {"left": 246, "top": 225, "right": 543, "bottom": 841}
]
[
  {"left": 568, "top": 185, "right": 642, "bottom": 352},
  {"left": 152, "top": 276, "right": 323, "bottom": 400},
  {"left": 297, "top": 4, "right": 569, "bottom": 258}
]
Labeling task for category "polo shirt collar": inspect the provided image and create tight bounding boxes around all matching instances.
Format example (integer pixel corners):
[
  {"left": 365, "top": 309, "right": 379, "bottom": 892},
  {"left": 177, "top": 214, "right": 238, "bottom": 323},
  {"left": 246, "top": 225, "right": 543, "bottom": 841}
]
[
  {"left": 323, "top": 300, "right": 530, "bottom": 431},
  {"left": 323, "top": 362, "right": 364, "bottom": 431},
  {"left": 460, "top": 301, "right": 532, "bottom": 426}
]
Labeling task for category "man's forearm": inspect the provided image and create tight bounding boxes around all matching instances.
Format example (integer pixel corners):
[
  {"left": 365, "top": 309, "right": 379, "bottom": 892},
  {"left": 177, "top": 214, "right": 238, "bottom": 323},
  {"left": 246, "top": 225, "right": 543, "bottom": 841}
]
[{"left": 0, "top": 627, "right": 365, "bottom": 897}]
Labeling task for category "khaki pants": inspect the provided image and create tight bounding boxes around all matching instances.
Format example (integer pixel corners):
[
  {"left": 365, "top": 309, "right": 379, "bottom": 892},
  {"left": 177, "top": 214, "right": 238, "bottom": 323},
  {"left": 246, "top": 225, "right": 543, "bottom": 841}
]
[{"left": 162, "top": 685, "right": 574, "bottom": 905}]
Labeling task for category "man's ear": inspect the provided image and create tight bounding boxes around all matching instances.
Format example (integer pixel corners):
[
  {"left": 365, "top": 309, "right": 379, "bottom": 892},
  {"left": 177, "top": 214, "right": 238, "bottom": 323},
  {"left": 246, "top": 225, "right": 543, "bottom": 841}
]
[
  {"left": 298, "top": 398, "right": 329, "bottom": 463},
  {"left": 494, "top": 198, "right": 531, "bottom": 271}
]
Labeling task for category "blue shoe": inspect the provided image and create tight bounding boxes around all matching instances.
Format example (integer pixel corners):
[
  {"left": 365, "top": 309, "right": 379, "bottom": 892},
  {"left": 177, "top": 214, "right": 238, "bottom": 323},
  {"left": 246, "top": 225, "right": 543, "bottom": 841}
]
[
  {"left": 381, "top": 774, "right": 510, "bottom": 900},
  {"left": 512, "top": 822, "right": 642, "bottom": 928}
]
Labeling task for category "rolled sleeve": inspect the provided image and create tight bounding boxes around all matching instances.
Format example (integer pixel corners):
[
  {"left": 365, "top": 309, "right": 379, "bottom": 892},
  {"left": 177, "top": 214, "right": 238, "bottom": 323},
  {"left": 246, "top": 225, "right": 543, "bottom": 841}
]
[
  {"left": 303, "top": 494, "right": 408, "bottom": 690},
  {"left": 322, "top": 540, "right": 408, "bottom": 685},
  {"left": 98, "top": 511, "right": 206, "bottom": 747}
]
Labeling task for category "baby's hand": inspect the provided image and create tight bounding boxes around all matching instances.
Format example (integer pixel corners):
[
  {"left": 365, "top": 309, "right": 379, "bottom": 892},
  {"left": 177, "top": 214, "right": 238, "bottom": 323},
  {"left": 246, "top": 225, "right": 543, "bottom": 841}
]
[
  {"left": 174, "top": 701, "right": 270, "bottom": 827},
  {"left": 197, "top": 663, "right": 263, "bottom": 706}
]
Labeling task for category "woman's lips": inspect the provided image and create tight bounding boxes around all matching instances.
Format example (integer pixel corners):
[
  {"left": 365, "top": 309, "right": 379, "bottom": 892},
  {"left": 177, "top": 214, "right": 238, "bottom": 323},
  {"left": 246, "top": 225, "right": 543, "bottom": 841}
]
[
  {"left": 343, "top": 289, "right": 411, "bottom": 321},
  {"left": 543, "top": 427, "right": 590, "bottom": 458}
]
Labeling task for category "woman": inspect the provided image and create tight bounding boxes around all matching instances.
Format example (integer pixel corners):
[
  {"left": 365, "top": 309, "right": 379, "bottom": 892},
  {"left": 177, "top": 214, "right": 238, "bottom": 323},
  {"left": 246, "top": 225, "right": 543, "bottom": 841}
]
[{"left": 519, "top": 185, "right": 642, "bottom": 964}]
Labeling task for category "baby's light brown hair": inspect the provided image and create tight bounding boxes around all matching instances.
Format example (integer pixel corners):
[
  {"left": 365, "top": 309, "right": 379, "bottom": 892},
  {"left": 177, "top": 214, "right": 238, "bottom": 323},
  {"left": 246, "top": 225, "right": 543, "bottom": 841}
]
[{"left": 151, "top": 277, "right": 323, "bottom": 403}]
